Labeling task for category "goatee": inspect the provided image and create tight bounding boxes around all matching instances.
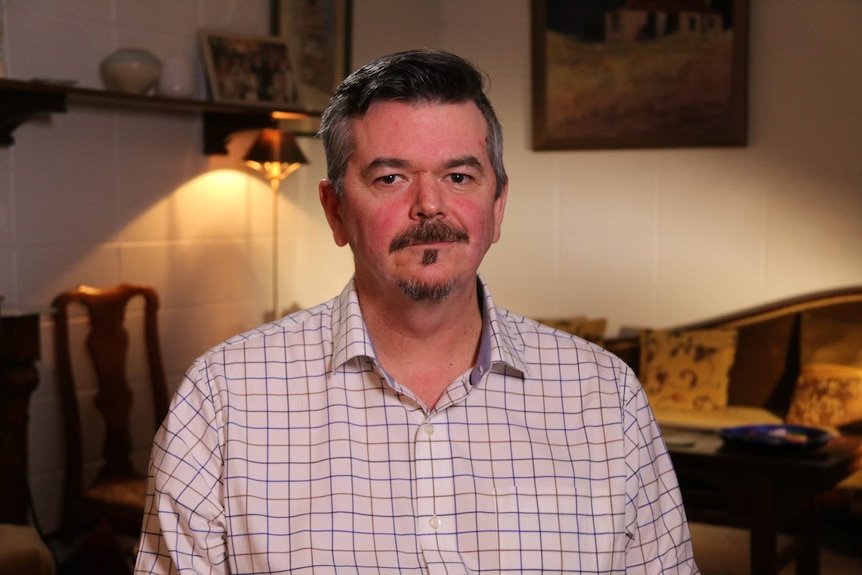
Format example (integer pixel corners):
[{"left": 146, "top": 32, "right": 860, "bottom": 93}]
[
  {"left": 390, "top": 221, "right": 466, "bottom": 301},
  {"left": 397, "top": 278, "right": 456, "bottom": 301}
]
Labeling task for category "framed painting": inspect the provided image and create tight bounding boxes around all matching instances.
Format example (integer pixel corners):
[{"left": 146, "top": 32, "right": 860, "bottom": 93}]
[
  {"left": 531, "top": 0, "right": 749, "bottom": 151},
  {"left": 200, "top": 30, "right": 302, "bottom": 108},
  {"left": 270, "top": 0, "right": 352, "bottom": 115}
]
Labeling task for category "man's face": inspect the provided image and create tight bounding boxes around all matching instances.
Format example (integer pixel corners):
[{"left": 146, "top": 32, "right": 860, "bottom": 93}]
[{"left": 319, "top": 100, "right": 507, "bottom": 302}]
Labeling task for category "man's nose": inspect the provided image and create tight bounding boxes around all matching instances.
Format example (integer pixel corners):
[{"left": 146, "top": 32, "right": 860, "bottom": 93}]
[{"left": 410, "top": 175, "right": 445, "bottom": 220}]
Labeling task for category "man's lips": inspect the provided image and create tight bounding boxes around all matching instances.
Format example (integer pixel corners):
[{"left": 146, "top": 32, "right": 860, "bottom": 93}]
[{"left": 403, "top": 239, "right": 457, "bottom": 248}]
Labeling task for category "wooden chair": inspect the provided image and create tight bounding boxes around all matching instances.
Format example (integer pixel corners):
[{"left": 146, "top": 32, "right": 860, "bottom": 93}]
[{"left": 51, "top": 284, "right": 169, "bottom": 539}]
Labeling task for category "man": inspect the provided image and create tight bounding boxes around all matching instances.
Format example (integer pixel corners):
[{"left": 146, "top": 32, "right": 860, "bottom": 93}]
[{"left": 135, "top": 49, "right": 699, "bottom": 574}]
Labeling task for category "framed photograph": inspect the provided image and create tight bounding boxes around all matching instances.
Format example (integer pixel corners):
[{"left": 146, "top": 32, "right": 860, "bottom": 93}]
[
  {"left": 531, "top": 0, "right": 748, "bottom": 151},
  {"left": 270, "top": 0, "right": 352, "bottom": 114},
  {"left": 200, "top": 30, "right": 302, "bottom": 108}
]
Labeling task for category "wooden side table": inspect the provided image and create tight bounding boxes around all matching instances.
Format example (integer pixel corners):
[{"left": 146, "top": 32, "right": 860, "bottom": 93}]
[
  {"left": 666, "top": 430, "right": 855, "bottom": 575},
  {"left": 0, "top": 308, "right": 42, "bottom": 525}
]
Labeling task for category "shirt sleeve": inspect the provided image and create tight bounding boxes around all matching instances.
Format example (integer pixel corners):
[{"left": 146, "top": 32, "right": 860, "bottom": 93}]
[
  {"left": 621, "top": 366, "right": 701, "bottom": 574},
  {"left": 134, "top": 360, "right": 228, "bottom": 575}
]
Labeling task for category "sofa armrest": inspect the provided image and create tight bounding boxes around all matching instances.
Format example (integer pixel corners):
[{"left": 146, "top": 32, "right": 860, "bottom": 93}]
[{"left": 603, "top": 335, "right": 640, "bottom": 374}]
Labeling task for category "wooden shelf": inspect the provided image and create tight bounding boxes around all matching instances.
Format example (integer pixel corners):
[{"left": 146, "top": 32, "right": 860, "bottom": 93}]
[{"left": 0, "top": 78, "right": 317, "bottom": 154}]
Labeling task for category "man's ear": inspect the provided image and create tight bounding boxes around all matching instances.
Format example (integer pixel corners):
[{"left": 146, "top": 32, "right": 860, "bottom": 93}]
[
  {"left": 319, "top": 179, "right": 349, "bottom": 247},
  {"left": 492, "top": 181, "right": 508, "bottom": 244}
]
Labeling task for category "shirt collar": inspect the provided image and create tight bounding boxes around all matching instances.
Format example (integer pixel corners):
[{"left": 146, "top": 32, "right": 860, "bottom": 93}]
[{"left": 329, "top": 276, "right": 529, "bottom": 378}]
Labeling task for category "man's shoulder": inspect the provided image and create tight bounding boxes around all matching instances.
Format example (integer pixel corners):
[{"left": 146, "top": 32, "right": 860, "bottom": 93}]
[
  {"left": 494, "top": 307, "right": 588, "bottom": 344},
  {"left": 494, "top": 306, "right": 627, "bottom": 367},
  {"left": 203, "top": 299, "right": 338, "bottom": 359}
]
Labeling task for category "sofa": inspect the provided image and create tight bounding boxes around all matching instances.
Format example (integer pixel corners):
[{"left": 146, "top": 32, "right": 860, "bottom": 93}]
[{"left": 601, "top": 285, "right": 862, "bottom": 495}]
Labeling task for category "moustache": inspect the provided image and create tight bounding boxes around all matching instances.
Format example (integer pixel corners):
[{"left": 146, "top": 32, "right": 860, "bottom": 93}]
[{"left": 389, "top": 222, "right": 469, "bottom": 253}]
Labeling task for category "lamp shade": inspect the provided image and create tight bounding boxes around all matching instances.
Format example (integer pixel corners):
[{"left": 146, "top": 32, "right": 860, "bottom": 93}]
[{"left": 243, "top": 128, "right": 308, "bottom": 181}]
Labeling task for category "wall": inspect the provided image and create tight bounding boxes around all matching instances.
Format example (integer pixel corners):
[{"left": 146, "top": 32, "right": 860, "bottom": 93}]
[
  {"left": 347, "top": 0, "right": 862, "bottom": 332},
  {"left": 0, "top": 0, "right": 285, "bottom": 532},
  {"left": 0, "top": 0, "right": 859, "bottom": 534}
]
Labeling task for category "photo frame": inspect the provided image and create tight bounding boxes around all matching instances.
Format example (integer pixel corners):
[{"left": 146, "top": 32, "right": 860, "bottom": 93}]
[
  {"left": 270, "top": 0, "right": 352, "bottom": 114},
  {"left": 531, "top": 0, "right": 748, "bottom": 151},
  {"left": 200, "top": 30, "right": 302, "bottom": 108}
]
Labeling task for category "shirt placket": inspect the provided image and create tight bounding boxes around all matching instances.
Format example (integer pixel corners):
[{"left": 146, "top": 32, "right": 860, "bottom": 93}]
[{"left": 414, "top": 410, "right": 464, "bottom": 573}]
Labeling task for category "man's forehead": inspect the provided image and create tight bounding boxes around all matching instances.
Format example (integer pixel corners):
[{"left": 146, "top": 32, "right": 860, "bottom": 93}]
[
  {"left": 349, "top": 100, "right": 489, "bottom": 160},
  {"left": 353, "top": 100, "right": 486, "bottom": 131}
]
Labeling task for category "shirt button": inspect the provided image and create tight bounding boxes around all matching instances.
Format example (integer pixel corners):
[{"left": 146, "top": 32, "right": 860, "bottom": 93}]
[
  {"left": 423, "top": 423, "right": 434, "bottom": 436},
  {"left": 429, "top": 516, "right": 441, "bottom": 529}
]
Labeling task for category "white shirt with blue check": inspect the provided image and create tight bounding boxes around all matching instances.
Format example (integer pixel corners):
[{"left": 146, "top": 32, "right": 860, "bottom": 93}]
[{"left": 135, "top": 277, "right": 699, "bottom": 574}]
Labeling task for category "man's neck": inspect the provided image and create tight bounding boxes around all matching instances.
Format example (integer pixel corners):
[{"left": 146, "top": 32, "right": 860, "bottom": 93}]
[{"left": 358, "top": 279, "right": 484, "bottom": 409}]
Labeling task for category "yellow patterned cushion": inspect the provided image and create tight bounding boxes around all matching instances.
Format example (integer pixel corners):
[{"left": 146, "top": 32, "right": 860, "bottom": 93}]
[
  {"left": 786, "top": 363, "right": 862, "bottom": 427},
  {"left": 640, "top": 328, "right": 738, "bottom": 411},
  {"left": 536, "top": 317, "right": 607, "bottom": 345}
]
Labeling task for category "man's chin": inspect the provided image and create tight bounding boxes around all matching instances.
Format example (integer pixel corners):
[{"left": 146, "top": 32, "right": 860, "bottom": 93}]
[{"left": 396, "top": 277, "right": 456, "bottom": 302}]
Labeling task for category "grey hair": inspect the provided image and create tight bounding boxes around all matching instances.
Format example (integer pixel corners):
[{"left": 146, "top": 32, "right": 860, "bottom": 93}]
[{"left": 317, "top": 48, "right": 507, "bottom": 198}]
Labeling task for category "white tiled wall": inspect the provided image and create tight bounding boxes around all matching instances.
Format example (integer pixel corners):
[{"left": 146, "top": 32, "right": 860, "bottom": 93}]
[
  {"left": 1, "top": 0, "right": 301, "bottom": 532},
  {"left": 1, "top": 0, "right": 860, "bottom": 535}
]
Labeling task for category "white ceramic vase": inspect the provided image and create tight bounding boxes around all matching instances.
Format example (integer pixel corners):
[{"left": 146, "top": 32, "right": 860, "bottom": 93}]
[{"left": 100, "top": 48, "right": 162, "bottom": 95}]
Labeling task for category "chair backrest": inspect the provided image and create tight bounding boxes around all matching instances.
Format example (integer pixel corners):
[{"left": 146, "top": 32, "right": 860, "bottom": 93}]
[{"left": 51, "top": 283, "right": 169, "bottom": 518}]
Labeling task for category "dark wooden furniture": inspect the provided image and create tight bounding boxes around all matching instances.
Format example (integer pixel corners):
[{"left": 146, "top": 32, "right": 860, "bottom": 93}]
[
  {"left": 666, "top": 430, "right": 855, "bottom": 575},
  {"left": 51, "top": 284, "right": 169, "bottom": 538},
  {"left": 603, "top": 286, "right": 862, "bottom": 571},
  {"left": 0, "top": 309, "right": 42, "bottom": 525}
]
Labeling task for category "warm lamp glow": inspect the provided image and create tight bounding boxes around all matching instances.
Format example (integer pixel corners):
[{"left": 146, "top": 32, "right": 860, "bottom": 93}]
[
  {"left": 243, "top": 128, "right": 308, "bottom": 185},
  {"left": 246, "top": 159, "right": 303, "bottom": 183},
  {"left": 271, "top": 111, "right": 310, "bottom": 120}
]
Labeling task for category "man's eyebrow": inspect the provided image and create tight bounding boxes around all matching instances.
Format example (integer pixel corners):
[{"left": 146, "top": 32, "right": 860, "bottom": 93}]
[
  {"left": 361, "top": 158, "right": 410, "bottom": 179},
  {"left": 444, "top": 156, "right": 484, "bottom": 172},
  {"left": 360, "top": 155, "right": 485, "bottom": 179}
]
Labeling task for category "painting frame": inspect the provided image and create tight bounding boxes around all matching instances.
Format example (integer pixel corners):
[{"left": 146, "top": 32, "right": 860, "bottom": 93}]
[
  {"left": 531, "top": 0, "right": 749, "bottom": 151},
  {"left": 270, "top": 0, "right": 352, "bottom": 115},
  {"left": 199, "top": 30, "right": 303, "bottom": 109}
]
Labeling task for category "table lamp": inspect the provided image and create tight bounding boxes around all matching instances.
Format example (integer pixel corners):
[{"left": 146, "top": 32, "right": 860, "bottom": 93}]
[{"left": 243, "top": 128, "right": 308, "bottom": 320}]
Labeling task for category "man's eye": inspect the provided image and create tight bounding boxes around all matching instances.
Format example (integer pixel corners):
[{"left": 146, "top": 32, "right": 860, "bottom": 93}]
[
  {"left": 377, "top": 174, "right": 400, "bottom": 184},
  {"left": 449, "top": 173, "right": 471, "bottom": 184}
]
